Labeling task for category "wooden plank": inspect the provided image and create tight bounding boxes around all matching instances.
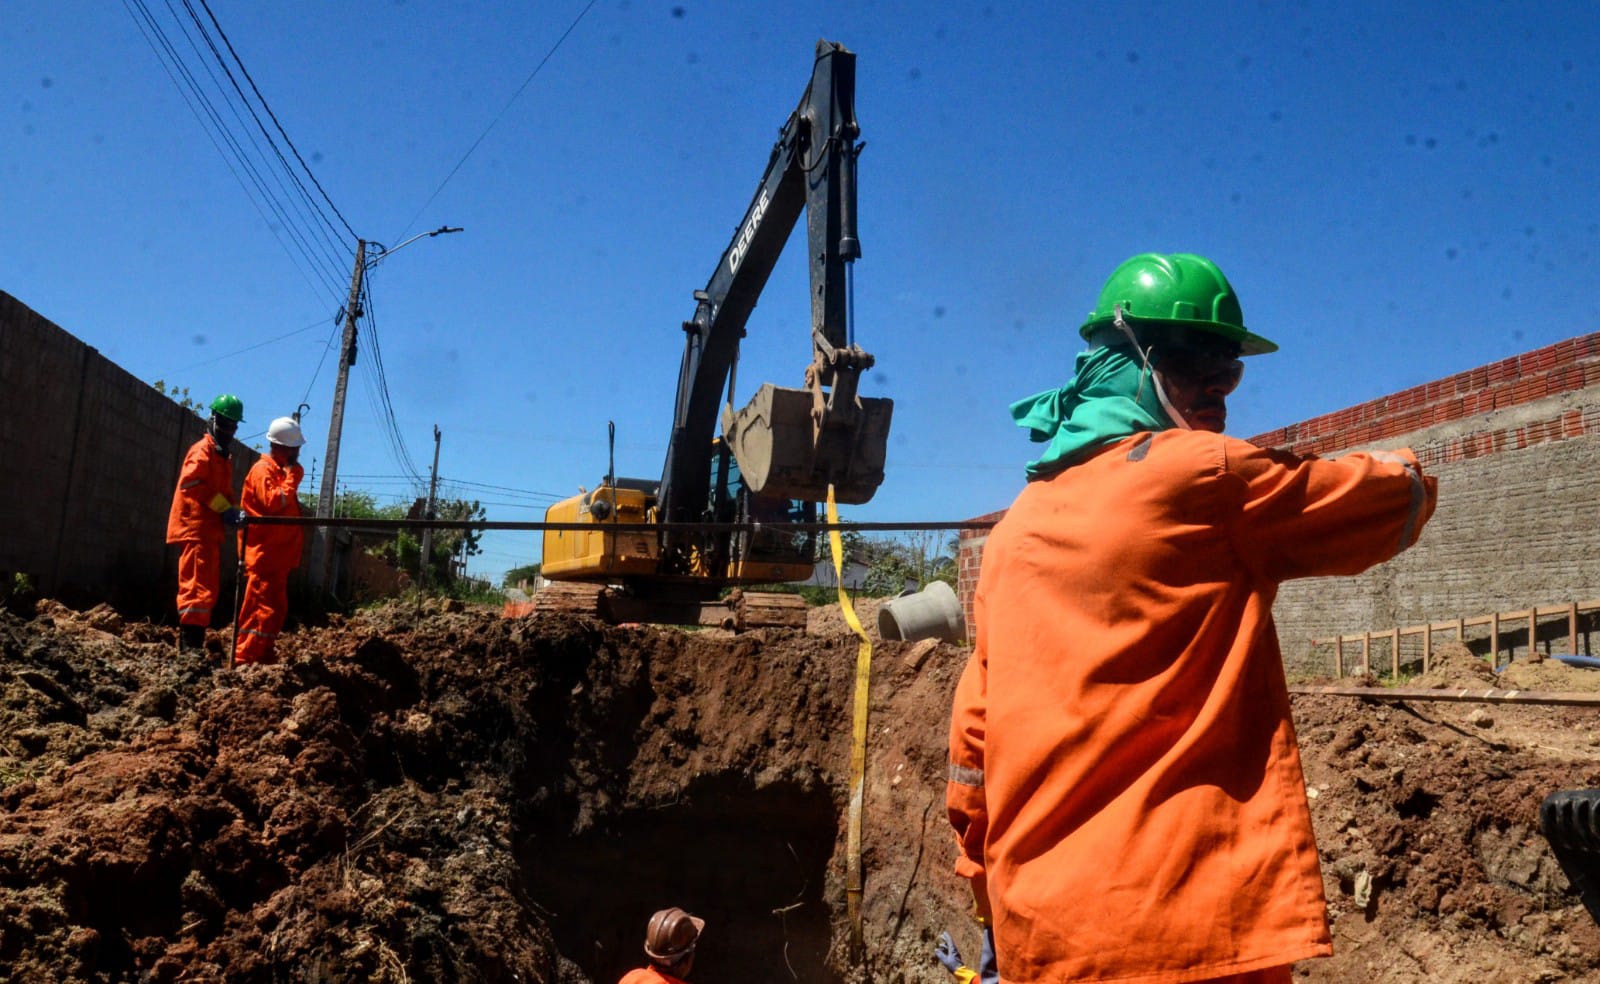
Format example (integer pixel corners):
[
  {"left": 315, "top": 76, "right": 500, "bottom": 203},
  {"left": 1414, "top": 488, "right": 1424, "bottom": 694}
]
[
  {"left": 1290, "top": 685, "right": 1600, "bottom": 707},
  {"left": 1334, "top": 636, "right": 1344, "bottom": 677},
  {"left": 1528, "top": 608, "right": 1541, "bottom": 663},
  {"left": 1362, "top": 631, "right": 1371, "bottom": 676},
  {"left": 1423, "top": 621, "right": 1432, "bottom": 674},
  {"left": 1455, "top": 616, "right": 1465, "bottom": 640},
  {"left": 1391, "top": 627, "right": 1400, "bottom": 678},
  {"left": 1570, "top": 602, "right": 1580, "bottom": 657}
]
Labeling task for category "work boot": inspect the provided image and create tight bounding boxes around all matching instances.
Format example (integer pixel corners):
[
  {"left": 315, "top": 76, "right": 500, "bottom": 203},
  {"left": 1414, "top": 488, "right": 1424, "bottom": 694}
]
[{"left": 180, "top": 624, "right": 206, "bottom": 652}]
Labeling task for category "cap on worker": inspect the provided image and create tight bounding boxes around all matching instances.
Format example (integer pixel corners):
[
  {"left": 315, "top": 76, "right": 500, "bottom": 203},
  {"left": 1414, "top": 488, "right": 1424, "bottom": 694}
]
[
  {"left": 644, "top": 907, "right": 705, "bottom": 962},
  {"left": 1079, "top": 252, "right": 1277, "bottom": 356},
  {"left": 266, "top": 416, "right": 306, "bottom": 448},
  {"left": 210, "top": 394, "right": 245, "bottom": 422}
]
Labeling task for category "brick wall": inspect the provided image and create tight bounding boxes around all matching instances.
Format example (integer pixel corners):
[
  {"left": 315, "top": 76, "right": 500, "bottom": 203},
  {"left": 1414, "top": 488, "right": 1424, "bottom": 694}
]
[
  {"left": 957, "top": 329, "right": 1600, "bottom": 677},
  {"left": 0, "top": 292, "right": 254, "bottom": 617}
]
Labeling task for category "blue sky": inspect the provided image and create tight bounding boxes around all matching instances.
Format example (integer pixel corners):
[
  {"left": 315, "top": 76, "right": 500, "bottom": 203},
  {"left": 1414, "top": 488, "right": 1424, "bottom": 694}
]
[{"left": 5, "top": 2, "right": 1598, "bottom": 582}]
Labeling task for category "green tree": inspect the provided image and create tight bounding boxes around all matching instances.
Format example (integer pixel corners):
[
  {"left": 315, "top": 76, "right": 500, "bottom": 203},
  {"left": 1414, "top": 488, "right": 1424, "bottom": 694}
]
[
  {"left": 503, "top": 562, "right": 542, "bottom": 588},
  {"left": 151, "top": 380, "right": 208, "bottom": 417}
]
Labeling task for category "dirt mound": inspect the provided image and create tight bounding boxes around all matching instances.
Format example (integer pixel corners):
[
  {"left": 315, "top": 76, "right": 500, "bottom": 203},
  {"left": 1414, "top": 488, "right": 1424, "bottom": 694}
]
[{"left": 0, "top": 599, "right": 1596, "bottom": 983}]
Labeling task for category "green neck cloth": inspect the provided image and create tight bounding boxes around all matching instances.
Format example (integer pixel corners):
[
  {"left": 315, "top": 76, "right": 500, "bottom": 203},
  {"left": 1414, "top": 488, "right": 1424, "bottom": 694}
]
[{"left": 1010, "top": 345, "right": 1176, "bottom": 480}]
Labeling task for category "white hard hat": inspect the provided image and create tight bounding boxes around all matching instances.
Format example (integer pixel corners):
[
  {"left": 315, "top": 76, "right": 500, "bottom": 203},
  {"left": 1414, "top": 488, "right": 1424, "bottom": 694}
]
[{"left": 266, "top": 416, "right": 306, "bottom": 448}]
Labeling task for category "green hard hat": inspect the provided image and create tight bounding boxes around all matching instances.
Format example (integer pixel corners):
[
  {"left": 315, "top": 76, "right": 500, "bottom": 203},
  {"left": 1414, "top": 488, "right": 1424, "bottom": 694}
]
[
  {"left": 209, "top": 394, "right": 245, "bottom": 422},
  {"left": 1079, "top": 252, "right": 1277, "bottom": 356}
]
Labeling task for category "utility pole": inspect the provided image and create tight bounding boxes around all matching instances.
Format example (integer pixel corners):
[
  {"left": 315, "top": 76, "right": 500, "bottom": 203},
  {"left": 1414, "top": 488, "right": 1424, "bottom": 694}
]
[
  {"left": 309, "top": 240, "right": 366, "bottom": 592},
  {"left": 306, "top": 226, "right": 461, "bottom": 595},
  {"left": 419, "top": 425, "right": 441, "bottom": 586}
]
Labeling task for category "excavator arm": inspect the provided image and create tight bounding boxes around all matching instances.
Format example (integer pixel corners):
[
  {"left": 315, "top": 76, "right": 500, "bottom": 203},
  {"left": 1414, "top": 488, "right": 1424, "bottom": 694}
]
[
  {"left": 659, "top": 39, "right": 891, "bottom": 549},
  {"left": 541, "top": 40, "right": 890, "bottom": 613}
]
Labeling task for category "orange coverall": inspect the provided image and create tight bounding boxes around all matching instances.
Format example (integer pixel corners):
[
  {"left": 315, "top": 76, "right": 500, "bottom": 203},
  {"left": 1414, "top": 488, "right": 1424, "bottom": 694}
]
[
  {"left": 165, "top": 434, "right": 236, "bottom": 628},
  {"left": 235, "top": 453, "right": 305, "bottom": 665},
  {"left": 617, "top": 967, "right": 690, "bottom": 984},
  {"left": 948, "top": 431, "right": 1436, "bottom": 983}
]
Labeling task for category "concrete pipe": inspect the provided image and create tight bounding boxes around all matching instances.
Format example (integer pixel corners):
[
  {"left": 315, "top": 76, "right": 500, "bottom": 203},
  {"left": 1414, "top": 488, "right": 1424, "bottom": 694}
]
[{"left": 878, "top": 580, "right": 965, "bottom": 643}]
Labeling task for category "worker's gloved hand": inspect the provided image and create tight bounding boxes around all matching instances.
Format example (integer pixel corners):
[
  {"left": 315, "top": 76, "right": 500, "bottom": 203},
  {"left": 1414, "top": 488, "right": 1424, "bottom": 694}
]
[
  {"left": 221, "top": 509, "right": 248, "bottom": 529},
  {"left": 935, "top": 931, "right": 964, "bottom": 973}
]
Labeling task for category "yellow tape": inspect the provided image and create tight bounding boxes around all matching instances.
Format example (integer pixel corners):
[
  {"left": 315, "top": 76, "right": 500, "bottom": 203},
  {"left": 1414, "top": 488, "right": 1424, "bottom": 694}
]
[{"left": 829, "top": 485, "right": 872, "bottom": 951}]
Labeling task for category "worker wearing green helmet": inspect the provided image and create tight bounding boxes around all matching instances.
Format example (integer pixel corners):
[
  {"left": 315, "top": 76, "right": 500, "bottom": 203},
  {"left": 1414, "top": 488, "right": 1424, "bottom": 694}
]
[
  {"left": 947, "top": 253, "right": 1440, "bottom": 983},
  {"left": 165, "top": 393, "right": 248, "bottom": 652}
]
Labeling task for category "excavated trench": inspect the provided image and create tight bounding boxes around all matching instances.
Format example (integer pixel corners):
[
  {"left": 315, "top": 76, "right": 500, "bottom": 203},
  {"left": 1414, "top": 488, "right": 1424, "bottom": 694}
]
[
  {"left": 523, "top": 775, "right": 840, "bottom": 982},
  {"left": 3, "top": 603, "right": 1599, "bottom": 983}
]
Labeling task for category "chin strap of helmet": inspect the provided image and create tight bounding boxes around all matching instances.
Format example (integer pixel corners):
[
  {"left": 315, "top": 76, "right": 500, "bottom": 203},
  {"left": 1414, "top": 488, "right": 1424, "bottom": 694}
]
[
  {"left": 1112, "top": 304, "right": 1187, "bottom": 430},
  {"left": 1112, "top": 305, "right": 1151, "bottom": 400}
]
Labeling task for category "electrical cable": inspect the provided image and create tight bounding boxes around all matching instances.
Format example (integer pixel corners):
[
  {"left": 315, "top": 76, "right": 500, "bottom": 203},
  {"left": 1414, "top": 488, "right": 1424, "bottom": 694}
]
[
  {"left": 195, "top": 0, "right": 359, "bottom": 242},
  {"left": 177, "top": 0, "right": 350, "bottom": 279},
  {"left": 123, "top": 0, "right": 346, "bottom": 300},
  {"left": 393, "top": 0, "right": 598, "bottom": 241}
]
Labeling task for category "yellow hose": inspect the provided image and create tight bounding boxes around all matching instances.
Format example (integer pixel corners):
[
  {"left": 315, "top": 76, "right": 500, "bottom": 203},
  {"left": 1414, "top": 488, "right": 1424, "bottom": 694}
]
[{"left": 828, "top": 485, "right": 872, "bottom": 951}]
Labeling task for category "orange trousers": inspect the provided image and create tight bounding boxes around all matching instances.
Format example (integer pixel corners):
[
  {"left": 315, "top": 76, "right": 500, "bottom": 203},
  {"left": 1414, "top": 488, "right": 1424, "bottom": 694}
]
[
  {"left": 1201, "top": 966, "right": 1293, "bottom": 984},
  {"left": 235, "top": 565, "right": 290, "bottom": 665},
  {"left": 175, "top": 540, "right": 221, "bottom": 627}
]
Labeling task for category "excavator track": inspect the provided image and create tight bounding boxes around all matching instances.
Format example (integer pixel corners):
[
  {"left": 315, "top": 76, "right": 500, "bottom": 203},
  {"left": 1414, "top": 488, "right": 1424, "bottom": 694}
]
[
  {"left": 1540, "top": 789, "right": 1600, "bottom": 925},
  {"left": 523, "top": 583, "right": 806, "bottom": 631}
]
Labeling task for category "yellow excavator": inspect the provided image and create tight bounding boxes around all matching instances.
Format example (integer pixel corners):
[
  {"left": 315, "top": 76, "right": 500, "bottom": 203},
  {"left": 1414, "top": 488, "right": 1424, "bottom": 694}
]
[{"left": 540, "top": 41, "right": 892, "bottom": 627}]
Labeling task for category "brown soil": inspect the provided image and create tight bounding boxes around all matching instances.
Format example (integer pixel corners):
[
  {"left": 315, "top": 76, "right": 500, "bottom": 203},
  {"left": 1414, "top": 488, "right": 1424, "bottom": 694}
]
[{"left": 1, "top": 603, "right": 1597, "bottom": 983}]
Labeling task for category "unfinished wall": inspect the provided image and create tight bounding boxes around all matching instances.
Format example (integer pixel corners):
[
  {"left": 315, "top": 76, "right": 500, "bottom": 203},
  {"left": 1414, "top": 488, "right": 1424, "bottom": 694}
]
[
  {"left": 958, "top": 331, "right": 1600, "bottom": 678},
  {"left": 0, "top": 291, "right": 254, "bottom": 617}
]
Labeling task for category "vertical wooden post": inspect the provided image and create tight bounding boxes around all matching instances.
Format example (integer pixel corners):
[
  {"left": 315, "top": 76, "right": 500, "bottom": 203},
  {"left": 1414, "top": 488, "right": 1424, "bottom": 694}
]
[
  {"left": 1528, "top": 609, "right": 1541, "bottom": 663},
  {"left": 1455, "top": 616, "right": 1465, "bottom": 641},
  {"left": 1362, "top": 631, "right": 1371, "bottom": 676},
  {"left": 1490, "top": 611, "right": 1500, "bottom": 670},
  {"left": 1391, "top": 627, "right": 1401, "bottom": 678},
  {"left": 1334, "top": 637, "right": 1344, "bottom": 677},
  {"left": 1423, "top": 621, "right": 1433, "bottom": 674},
  {"left": 1569, "top": 602, "right": 1579, "bottom": 657}
]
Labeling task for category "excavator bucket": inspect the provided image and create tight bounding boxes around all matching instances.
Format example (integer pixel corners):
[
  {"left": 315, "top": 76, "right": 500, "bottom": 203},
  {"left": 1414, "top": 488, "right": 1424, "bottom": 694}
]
[{"left": 723, "top": 383, "right": 892, "bottom": 504}]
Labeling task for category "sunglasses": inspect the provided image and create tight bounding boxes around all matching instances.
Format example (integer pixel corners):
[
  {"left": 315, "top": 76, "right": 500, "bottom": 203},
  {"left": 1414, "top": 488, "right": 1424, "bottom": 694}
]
[{"left": 1155, "top": 343, "right": 1244, "bottom": 394}]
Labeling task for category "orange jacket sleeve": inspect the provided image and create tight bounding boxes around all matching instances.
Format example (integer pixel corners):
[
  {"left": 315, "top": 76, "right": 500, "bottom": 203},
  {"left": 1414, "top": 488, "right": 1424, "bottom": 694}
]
[
  {"left": 1224, "top": 444, "right": 1437, "bottom": 582},
  {"left": 240, "top": 456, "right": 306, "bottom": 570},
  {"left": 947, "top": 618, "right": 989, "bottom": 884},
  {"left": 165, "top": 436, "right": 234, "bottom": 544}
]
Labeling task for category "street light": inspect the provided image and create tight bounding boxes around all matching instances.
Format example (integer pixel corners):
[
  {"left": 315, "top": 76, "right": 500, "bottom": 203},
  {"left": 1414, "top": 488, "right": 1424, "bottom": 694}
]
[{"left": 309, "top": 225, "right": 462, "bottom": 593}]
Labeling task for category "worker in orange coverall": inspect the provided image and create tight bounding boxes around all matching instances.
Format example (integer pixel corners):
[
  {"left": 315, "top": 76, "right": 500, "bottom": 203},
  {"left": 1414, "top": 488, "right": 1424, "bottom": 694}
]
[
  {"left": 618, "top": 907, "right": 705, "bottom": 984},
  {"left": 947, "top": 253, "right": 1438, "bottom": 984},
  {"left": 235, "top": 415, "right": 307, "bottom": 666},
  {"left": 165, "top": 394, "right": 247, "bottom": 651}
]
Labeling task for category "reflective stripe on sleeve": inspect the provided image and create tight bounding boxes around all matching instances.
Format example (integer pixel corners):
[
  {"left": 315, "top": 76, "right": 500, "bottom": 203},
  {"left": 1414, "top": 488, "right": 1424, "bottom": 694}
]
[
  {"left": 1368, "top": 451, "right": 1427, "bottom": 549},
  {"left": 948, "top": 763, "right": 984, "bottom": 788}
]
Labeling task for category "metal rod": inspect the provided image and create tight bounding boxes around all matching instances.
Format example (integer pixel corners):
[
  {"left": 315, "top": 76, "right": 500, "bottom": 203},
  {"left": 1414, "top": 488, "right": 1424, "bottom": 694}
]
[
  {"left": 240, "top": 517, "right": 999, "bottom": 533},
  {"left": 1290, "top": 685, "right": 1600, "bottom": 707}
]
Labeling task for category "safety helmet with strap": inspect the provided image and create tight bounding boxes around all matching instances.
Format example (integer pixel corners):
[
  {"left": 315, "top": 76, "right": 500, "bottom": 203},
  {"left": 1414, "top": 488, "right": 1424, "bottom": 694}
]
[
  {"left": 266, "top": 416, "right": 306, "bottom": 448},
  {"left": 209, "top": 394, "right": 245, "bottom": 423},
  {"left": 1078, "top": 252, "right": 1276, "bottom": 356},
  {"left": 644, "top": 907, "right": 705, "bottom": 963}
]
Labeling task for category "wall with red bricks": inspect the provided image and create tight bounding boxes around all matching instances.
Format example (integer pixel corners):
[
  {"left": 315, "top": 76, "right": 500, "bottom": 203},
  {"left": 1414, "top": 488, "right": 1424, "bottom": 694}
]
[{"left": 956, "top": 330, "right": 1600, "bottom": 676}]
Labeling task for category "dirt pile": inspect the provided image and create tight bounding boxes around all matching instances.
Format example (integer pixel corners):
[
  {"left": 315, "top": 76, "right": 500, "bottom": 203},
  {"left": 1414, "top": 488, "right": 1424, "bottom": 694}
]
[{"left": 0, "top": 600, "right": 1597, "bottom": 983}]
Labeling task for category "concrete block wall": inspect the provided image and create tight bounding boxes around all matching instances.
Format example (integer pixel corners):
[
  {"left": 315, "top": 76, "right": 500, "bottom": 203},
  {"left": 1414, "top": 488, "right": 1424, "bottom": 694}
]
[
  {"left": 1, "top": 291, "right": 253, "bottom": 617},
  {"left": 957, "top": 329, "right": 1600, "bottom": 678}
]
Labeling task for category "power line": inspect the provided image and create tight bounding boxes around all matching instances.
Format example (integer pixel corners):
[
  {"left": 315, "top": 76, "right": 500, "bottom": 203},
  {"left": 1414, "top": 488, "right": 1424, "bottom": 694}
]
[
  {"left": 394, "top": 0, "right": 599, "bottom": 240},
  {"left": 122, "top": 0, "right": 348, "bottom": 300},
  {"left": 195, "top": 0, "right": 358, "bottom": 241},
  {"left": 168, "top": 316, "right": 331, "bottom": 374}
]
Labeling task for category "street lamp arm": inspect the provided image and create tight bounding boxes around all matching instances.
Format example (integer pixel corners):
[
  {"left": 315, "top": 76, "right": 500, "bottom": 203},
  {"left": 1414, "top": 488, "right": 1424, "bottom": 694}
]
[{"left": 367, "top": 225, "right": 463, "bottom": 269}]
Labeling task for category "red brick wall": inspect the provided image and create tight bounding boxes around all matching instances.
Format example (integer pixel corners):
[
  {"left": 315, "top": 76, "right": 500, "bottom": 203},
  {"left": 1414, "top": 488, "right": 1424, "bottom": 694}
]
[{"left": 1245, "top": 332, "right": 1600, "bottom": 466}]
